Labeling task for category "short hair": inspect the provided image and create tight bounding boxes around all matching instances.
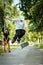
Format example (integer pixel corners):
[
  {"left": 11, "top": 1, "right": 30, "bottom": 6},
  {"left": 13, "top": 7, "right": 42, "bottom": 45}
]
[{"left": 20, "top": 16, "right": 24, "bottom": 20}]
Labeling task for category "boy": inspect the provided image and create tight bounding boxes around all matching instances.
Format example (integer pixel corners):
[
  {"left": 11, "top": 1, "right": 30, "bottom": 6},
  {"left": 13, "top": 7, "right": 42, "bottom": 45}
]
[{"left": 6, "top": 17, "right": 28, "bottom": 43}]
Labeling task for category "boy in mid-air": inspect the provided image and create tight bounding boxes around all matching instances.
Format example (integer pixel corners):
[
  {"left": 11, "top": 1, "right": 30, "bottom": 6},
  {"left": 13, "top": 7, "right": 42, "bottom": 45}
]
[{"left": 6, "top": 17, "right": 28, "bottom": 44}]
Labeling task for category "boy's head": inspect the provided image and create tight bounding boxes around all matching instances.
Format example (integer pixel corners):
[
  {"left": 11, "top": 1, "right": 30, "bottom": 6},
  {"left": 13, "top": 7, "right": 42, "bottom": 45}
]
[{"left": 20, "top": 16, "right": 24, "bottom": 22}]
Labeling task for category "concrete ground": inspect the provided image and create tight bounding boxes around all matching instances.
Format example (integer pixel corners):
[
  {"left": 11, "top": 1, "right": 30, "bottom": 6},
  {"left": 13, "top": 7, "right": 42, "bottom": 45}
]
[{"left": 0, "top": 45, "right": 43, "bottom": 65}]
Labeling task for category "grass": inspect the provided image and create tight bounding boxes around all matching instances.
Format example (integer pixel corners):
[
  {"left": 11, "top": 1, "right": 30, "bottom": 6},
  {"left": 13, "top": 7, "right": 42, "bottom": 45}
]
[
  {"left": 0, "top": 43, "right": 20, "bottom": 55},
  {"left": 0, "top": 47, "right": 6, "bottom": 55},
  {"left": 34, "top": 43, "right": 43, "bottom": 49}
]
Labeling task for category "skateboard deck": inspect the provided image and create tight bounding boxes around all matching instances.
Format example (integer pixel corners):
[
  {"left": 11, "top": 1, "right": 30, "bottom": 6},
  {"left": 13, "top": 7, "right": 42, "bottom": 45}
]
[{"left": 21, "top": 42, "right": 29, "bottom": 48}]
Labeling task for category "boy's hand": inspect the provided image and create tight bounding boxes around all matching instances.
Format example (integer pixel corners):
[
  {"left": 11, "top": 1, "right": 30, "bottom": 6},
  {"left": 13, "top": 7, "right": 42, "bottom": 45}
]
[{"left": 4, "top": 17, "right": 12, "bottom": 21}]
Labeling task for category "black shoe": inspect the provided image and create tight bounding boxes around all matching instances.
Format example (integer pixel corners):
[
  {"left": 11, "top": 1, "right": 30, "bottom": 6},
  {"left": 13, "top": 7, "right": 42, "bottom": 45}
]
[{"left": 8, "top": 50, "right": 11, "bottom": 53}]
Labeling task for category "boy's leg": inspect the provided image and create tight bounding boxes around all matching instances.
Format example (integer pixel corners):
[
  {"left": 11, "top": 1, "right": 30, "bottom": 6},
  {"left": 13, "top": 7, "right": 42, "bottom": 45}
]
[
  {"left": 7, "top": 41, "right": 11, "bottom": 52},
  {"left": 17, "top": 30, "right": 25, "bottom": 43},
  {"left": 7, "top": 38, "right": 10, "bottom": 52},
  {"left": 12, "top": 33, "right": 18, "bottom": 43},
  {"left": 4, "top": 40, "right": 7, "bottom": 52}
]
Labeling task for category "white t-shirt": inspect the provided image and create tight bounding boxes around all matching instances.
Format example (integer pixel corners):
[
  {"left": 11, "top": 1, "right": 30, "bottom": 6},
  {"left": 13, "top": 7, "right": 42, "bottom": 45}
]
[{"left": 12, "top": 18, "right": 27, "bottom": 30}]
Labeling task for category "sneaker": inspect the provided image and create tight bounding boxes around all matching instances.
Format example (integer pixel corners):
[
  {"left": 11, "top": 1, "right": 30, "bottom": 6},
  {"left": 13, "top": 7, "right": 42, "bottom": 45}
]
[{"left": 8, "top": 50, "right": 11, "bottom": 53}]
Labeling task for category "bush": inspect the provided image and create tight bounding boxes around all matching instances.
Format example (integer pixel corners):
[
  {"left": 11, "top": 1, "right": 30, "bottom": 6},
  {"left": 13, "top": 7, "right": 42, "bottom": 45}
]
[{"left": 34, "top": 43, "right": 43, "bottom": 49}]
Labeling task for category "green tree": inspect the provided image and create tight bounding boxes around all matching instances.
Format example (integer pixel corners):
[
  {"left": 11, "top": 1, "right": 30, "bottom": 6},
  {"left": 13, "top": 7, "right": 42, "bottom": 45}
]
[
  {"left": 19, "top": 0, "right": 43, "bottom": 31},
  {"left": 0, "top": 0, "right": 4, "bottom": 39},
  {"left": 0, "top": 0, "right": 20, "bottom": 40},
  {"left": 30, "top": 0, "right": 43, "bottom": 31}
]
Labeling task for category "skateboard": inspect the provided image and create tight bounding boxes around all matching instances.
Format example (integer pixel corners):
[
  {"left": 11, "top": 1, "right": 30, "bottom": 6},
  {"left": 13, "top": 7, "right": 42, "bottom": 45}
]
[{"left": 20, "top": 42, "right": 29, "bottom": 48}]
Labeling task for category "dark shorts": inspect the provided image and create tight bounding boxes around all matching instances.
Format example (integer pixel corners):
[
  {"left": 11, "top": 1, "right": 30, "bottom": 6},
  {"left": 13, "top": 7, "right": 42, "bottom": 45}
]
[
  {"left": 4, "top": 38, "right": 9, "bottom": 42},
  {"left": 13, "top": 29, "right": 25, "bottom": 42}
]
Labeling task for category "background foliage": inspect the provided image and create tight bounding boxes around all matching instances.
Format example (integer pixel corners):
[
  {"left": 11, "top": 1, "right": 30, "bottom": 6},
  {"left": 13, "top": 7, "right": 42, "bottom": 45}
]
[{"left": 0, "top": 0, "right": 43, "bottom": 43}]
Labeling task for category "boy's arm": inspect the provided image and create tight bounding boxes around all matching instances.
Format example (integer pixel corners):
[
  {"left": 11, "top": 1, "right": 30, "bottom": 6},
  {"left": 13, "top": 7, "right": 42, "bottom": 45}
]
[
  {"left": 5, "top": 17, "right": 12, "bottom": 21},
  {"left": 5, "top": 17, "right": 19, "bottom": 22}
]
